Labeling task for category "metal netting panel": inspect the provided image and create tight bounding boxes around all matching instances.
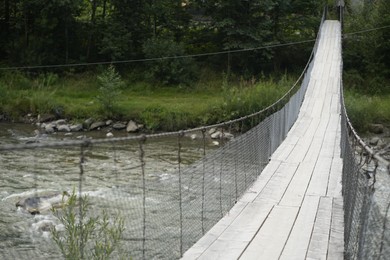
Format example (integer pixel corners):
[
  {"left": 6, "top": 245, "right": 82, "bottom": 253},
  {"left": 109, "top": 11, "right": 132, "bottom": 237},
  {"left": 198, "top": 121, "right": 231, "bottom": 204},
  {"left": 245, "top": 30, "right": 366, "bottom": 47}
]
[{"left": 341, "top": 77, "right": 390, "bottom": 260}]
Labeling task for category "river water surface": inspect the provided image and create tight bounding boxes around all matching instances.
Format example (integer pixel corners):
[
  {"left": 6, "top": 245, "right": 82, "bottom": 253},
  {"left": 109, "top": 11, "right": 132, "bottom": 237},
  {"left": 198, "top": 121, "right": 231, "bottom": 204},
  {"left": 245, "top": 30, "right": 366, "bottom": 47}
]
[{"left": 0, "top": 123, "right": 219, "bottom": 259}]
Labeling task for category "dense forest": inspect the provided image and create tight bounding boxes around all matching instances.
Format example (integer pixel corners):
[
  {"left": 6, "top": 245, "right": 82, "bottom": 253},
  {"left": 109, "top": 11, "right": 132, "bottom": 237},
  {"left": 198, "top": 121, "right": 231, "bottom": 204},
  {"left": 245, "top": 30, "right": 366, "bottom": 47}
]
[{"left": 0, "top": 0, "right": 323, "bottom": 77}]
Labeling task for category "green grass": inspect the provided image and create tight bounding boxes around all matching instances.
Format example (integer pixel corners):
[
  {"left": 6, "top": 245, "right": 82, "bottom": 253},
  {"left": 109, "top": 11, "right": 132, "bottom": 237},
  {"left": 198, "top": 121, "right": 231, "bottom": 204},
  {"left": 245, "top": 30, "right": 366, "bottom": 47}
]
[
  {"left": 345, "top": 89, "right": 390, "bottom": 132},
  {"left": 0, "top": 71, "right": 297, "bottom": 130}
]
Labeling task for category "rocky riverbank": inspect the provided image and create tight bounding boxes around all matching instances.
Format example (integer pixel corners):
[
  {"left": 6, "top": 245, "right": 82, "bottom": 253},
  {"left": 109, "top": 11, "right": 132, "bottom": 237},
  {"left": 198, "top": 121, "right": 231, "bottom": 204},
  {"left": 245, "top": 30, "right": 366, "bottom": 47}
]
[
  {"left": 365, "top": 124, "right": 390, "bottom": 161},
  {"left": 0, "top": 113, "right": 237, "bottom": 143}
]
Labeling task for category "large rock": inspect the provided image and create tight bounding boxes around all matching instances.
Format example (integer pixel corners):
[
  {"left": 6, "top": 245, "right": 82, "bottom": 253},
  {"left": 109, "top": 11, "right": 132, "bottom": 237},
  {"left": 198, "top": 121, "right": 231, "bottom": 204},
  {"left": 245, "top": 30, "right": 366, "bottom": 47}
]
[
  {"left": 126, "top": 120, "right": 139, "bottom": 133},
  {"left": 369, "top": 124, "right": 384, "bottom": 134},
  {"left": 113, "top": 122, "right": 126, "bottom": 130},
  {"left": 57, "top": 125, "right": 71, "bottom": 132},
  {"left": 55, "top": 119, "right": 67, "bottom": 126},
  {"left": 369, "top": 137, "right": 380, "bottom": 146},
  {"left": 211, "top": 131, "right": 222, "bottom": 139},
  {"left": 210, "top": 131, "right": 234, "bottom": 140},
  {"left": 89, "top": 121, "right": 106, "bottom": 130},
  {"left": 44, "top": 124, "right": 55, "bottom": 134},
  {"left": 38, "top": 114, "right": 56, "bottom": 123},
  {"left": 208, "top": 128, "right": 217, "bottom": 135},
  {"left": 83, "top": 118, "right": 94, "bottom": 129},
  {"left": 16, "top": 192, "right": 69, "bottom": 215},
  {"left": 70, "top": 124, "right": 83, "bottom": 132}
]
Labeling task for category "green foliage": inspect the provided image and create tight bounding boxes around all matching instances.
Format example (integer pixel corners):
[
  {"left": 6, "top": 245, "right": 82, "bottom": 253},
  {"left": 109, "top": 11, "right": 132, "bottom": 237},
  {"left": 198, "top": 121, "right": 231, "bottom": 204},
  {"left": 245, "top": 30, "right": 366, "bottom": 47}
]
[
  {"left": 96, "top": 65, "right": 123, "bottom": 117},
  {"left": 0, "top": 71, "right": 31, "bottom": 90},
  {"left": 140, "top": 105, "right": 191, "bottom": 131},
  {"left": 217, "top": 74, "right": 293, "bottom": 120},
  {"left": 343, "top": 0, "right": 390, "bottom": 93},
  {"left": 142, "top": 37, "right": 197, "bottom": 85},
  {"left": 50, "top": 190, "right": 124, "bottom": 260},
  {"left": 345, "top": 89, "right": 390, "bottom": 132}
]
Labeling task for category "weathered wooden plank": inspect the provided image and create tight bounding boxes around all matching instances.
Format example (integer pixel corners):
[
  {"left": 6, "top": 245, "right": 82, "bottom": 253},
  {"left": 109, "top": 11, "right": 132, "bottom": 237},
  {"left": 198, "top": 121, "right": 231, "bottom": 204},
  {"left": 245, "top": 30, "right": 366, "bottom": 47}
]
[
  {"left": 280, "top": 195, "right": 321, "bottom": 260},
  {"left": 239, "top": 206, "right": 300, "bottom": 260},
  {"left": 194, "top": 202, "right": 274, "bottom": 260},
  {"left": 326, "top": 158, "right": 343, "bottom": 198},
  {"left": 240, "top": 160, "right": 282, "bottom": 203},
  {"left": 182, "top": 201, "right": 249, "bottom": 259},
  {"left": 306, "top": 196, "right": 333, "bottom": 259},
  {"left": 279, "top": 161, "right": 316, "bottom": 207},
  {"left": 327, "top": 197, "right": 344, "bottom": 259},
  {"left": 253, "top": 162, "right": 299, "bottom": 203}
]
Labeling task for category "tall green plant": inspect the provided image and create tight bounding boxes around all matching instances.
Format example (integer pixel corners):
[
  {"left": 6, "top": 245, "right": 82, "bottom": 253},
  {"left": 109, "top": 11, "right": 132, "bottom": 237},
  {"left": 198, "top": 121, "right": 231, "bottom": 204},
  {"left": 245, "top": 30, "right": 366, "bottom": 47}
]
[
  {"left": 50, "top": 190, "right": 124, "bottom": 260},
  {"left": 96, "top": 65, "right": 123, "bottom": 117}
]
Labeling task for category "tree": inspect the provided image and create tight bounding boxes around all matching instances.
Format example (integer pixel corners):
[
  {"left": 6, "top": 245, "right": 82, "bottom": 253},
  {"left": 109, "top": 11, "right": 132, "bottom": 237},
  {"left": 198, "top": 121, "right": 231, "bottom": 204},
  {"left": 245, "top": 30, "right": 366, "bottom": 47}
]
[
  {"left": 343, "top": 0, "right": 390, "bottom": 93},
  {"left": 143, "top": 37, "right": 197, "bottom": 85},
  {"left": 96, "top": 65, "right": 123, "bottom": 117}
]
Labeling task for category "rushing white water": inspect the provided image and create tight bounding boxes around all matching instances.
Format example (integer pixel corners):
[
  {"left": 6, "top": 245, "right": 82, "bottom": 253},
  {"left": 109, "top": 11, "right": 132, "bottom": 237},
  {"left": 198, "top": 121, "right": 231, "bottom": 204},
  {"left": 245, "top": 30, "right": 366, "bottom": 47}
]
[{"left": 0, "top": 123, "right": 217, "bottom": 259}]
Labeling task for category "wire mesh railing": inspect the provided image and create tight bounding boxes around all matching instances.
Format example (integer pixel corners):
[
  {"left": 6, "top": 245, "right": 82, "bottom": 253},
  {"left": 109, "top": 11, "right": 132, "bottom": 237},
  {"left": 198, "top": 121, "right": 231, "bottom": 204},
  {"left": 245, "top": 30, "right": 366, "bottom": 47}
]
[
  {"left": 340, "top": 78, "right": 390, "bottom": 259},
  {"left": 0, "top": 8, "right": 330, "bottom": 260},
  {"left": 340, "top": 76, "right": 390, "bottom": 260},
  {"left": 338, "top": 2, "right": 390, "bottom": 258}
]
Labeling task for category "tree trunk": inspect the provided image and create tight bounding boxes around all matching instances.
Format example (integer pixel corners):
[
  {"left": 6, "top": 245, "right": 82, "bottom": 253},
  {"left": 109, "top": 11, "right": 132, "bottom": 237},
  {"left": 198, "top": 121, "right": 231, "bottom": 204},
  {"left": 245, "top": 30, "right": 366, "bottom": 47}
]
[
  {"left": 102, "top": 0, "right": 107, "bottom": 19},
  {"left": 65, "top": 21, "right": 69, "bottom": 64},
  {"left": 86, "top": 0, "right": 97, "bottom": 61},
  {"left": 5, "top": 0, "right": 10, "bottom": 34}
]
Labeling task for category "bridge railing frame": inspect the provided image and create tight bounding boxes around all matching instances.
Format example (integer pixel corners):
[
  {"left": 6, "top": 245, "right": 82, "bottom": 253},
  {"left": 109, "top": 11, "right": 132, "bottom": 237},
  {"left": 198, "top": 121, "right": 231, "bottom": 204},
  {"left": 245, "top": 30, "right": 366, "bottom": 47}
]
[{"left": 339, "top": 2, "right": 390, "bottom": 258}]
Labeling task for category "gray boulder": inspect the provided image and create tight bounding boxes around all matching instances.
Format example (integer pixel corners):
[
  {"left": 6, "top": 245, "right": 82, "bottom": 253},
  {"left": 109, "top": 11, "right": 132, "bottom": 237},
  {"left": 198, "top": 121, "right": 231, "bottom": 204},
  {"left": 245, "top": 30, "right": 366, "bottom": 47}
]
[
  {"left": 83, "top": 118, "right": 94, "bottom": 129},
  {"left": 211, "top": 131, "right": 222, "bottom": 139},
  {"left": 369, "top": 137, "right": 380, "bottom": 146},
  {"left": 58, "top": 125, "right": 71, "bottom": 132},
  {"left": 126, "top": 120, "right": 139, "bottom": 133},
  {"left": 113, "top": 122, "right": 126, "bottom": 130},
  {"left": 44, "top": 124, "right": 55, "bottom": 134},
  {"left": 89, "top": 121, "right": 106, "bottom": 130},
  {"left": 16, "top": 192, "right": 69, "bottom": 215},
  {"left": 55, "top": 119, "right": 67, "bottom": 126},
  {"left": 369, "top": 124, "right": 384, "bottom": 134},
  {"left": 70, "top": 124, "right": 83, "bottom": 132}
]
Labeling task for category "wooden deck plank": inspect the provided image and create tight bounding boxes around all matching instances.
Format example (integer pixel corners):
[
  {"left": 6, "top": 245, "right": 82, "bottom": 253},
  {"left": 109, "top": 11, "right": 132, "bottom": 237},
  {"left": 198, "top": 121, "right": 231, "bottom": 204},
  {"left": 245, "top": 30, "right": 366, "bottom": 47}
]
[
  {"left": 195, "top": 202, "right": 274, "bottom": 260},
  {"left": 327, "top": 197, "right": 344, "bottom": 259},
  {"left": 279, "top": 195, "right": 321, "bottom": 260},
  {"left": 253, "top": 162, "right": 299, "bottom": 203},
  {"left": 306, "top": 196, "right": 333, "bottom": 259},
  {"left": 239, "top": 206, "right": 300, "bottom": 260}
]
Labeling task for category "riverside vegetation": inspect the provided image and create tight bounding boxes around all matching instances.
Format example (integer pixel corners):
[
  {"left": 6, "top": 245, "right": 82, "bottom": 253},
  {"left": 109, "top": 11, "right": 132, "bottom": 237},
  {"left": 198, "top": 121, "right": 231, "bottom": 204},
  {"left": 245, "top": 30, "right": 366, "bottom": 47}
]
[{"left": 0, "top": 68, "right": 295, "bottom": 131}]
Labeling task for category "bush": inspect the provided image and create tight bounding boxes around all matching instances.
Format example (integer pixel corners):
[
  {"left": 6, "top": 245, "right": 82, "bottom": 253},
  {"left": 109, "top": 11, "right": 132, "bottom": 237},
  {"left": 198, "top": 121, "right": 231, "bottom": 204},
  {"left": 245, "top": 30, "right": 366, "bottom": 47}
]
[
  {"left": 140, "top": 105, "right": 191, "bottom": 131},
  {"left": 96, "top": 65, "right": 123, "bottom": 117},
  {"left": 217, "top": 75, "right": 292, "bottom": 121},
  {"left": 50, "top": 190, "right": 124, "bottom": 260},
  {"left": 142, "top": 37, "right": 197, "bottom": 85}
]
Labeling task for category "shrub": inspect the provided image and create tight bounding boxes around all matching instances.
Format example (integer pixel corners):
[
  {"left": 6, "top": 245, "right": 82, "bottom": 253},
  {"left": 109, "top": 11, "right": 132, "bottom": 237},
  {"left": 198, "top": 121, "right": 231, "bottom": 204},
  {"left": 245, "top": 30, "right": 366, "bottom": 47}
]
[
  {"left": 140, "top": 105, "right": 191, "bottom": 131},
  {"left": 50, "top": 190, "right": 124, "bottom": 260},
  {"left": 96, "top": 65, "right": 123, "bottom": 117}
]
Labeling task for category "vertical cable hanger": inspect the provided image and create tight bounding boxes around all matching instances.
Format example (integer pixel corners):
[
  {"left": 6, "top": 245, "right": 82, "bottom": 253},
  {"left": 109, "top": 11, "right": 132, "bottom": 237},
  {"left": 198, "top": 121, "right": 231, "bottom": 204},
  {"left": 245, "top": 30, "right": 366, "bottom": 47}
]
[
  {"left": 78, "top": 140, "right": 90, "bottom": 260},
  {"left": 139, "top": 135, "right": 147, "bottom": 260},
  {"left": 177, "top": 130, "right": 184, "bottom": 257},
  {"left": 201, "top": 127, "right": 206, "bottom": 235}
]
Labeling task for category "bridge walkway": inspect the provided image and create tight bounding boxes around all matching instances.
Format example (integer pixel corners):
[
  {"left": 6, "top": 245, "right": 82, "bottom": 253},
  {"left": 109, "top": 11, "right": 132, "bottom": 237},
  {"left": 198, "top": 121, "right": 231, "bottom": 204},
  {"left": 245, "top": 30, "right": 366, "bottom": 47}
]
[{"left": 182, "top": 20, "right": 344, "bottom": 260}]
